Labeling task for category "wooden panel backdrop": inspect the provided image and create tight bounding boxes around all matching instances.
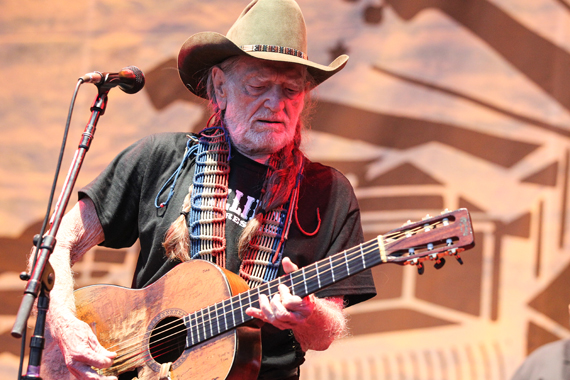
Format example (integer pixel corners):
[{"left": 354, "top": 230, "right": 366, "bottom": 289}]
[{"left": 1, "top": 0, "right": 570, "bottom": 379}]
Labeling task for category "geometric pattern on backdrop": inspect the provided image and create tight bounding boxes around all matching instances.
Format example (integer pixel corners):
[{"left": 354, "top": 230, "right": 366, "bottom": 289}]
[{"left": 2, "top": 1, "right": 570, "bottom": 379}]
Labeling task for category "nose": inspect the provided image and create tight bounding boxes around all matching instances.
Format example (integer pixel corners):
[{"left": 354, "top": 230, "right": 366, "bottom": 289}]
[{"left": 264, "top": 85, "right": 286, "bottom": 112}]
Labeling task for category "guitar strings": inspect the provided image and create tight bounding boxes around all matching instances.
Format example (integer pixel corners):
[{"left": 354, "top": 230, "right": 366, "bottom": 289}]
[{"left": 98, "top": 219, "right": 450, "bottom": 373}]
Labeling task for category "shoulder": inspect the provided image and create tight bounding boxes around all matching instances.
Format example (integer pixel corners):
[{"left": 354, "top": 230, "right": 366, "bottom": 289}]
[
  {"left": 297, "top": 157, "right": 360, "bottom": 220},
  {"left": 301, "top": 159, "right": 356, "bottom": 200},
  {"left": 123, "top": 132, "right": 195, "bottom": 163},
  {"left": 134, "top": 132, "right": 193, "bottom": 151},
  {"left": 302, "top": 158, "right": 355, "bottom": 194}
]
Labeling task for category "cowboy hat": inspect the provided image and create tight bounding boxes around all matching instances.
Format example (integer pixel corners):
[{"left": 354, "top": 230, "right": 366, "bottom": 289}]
[{"left": 178, "top": 0, "right": 349, "bottom": 99}]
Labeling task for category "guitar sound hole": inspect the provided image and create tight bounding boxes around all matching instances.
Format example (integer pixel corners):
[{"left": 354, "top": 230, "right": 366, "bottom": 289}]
[{"left": 149, "top": 316, "right": 187, "bottom": 364}]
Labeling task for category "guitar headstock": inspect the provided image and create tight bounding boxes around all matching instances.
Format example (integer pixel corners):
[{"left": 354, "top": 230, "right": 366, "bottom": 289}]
[{"left": 382, "top": 208, "right": 475, "bottom": 274}]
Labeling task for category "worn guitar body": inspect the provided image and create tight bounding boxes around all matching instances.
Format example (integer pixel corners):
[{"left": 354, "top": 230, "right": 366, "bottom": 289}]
[{"left": 74, "top": 260, "right": 261, "bottom": 380}]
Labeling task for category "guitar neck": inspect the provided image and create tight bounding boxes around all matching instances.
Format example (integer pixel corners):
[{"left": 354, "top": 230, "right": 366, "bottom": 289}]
[
  {"left": 183, "top": 238, "right": 384, "bottom": 347},
  {"left": 184, "top": 208, "right": 474, "bottom": 348}
]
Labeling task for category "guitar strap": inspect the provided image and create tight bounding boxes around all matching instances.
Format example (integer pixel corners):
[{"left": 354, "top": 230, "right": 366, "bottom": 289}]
[{"left": 158, "top": 124, "right": 299, "bottom": 288}]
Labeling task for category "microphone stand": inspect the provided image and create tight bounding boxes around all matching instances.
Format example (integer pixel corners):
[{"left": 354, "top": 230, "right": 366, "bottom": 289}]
[{"left": 11, "top": 85, "right": 111, "bottom": 379}]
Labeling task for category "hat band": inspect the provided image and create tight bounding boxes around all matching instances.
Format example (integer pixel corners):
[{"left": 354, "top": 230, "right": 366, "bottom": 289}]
[{"left": 241, "top": 44, "right": 308, "bottom": 60}]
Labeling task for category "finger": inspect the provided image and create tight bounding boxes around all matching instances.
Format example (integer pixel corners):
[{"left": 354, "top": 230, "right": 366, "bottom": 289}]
[
  {"left": 95, "top": 344, "right": 117, "bottom": 368},
  {"left": 282, "top": 257, "right": 299, "bottom": 274},
  {"left": 278, "top": 284, "right": 302, "bottom": 308},
  {"left": 271, "top": 291, "right": 307, "bottom": 326},
  {"left": 69, "top": 361, "right": 117, "bottom": 380},
  {"left": 245, "top": 294, "right": 271, "bottom": 320},
  {"left": 245, "top": 306, "right": 263, "bottom": 319},
  {"left": 80, "top": 337, "right": 116, "bottom": 369}
]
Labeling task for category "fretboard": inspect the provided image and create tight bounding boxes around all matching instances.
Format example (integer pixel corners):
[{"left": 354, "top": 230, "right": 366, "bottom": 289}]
[{"left": 183, "top": 237, "right": 384, "bottom": 348}]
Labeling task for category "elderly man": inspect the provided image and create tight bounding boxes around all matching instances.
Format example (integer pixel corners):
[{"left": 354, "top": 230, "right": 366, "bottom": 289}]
[{"left": 42, "top": 0, "right": 376, "bottom": 379}]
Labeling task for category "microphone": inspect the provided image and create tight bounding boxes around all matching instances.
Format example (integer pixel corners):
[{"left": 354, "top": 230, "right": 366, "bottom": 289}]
[{"left": 80, "top": 66, "right": 145, "bottom": 94}]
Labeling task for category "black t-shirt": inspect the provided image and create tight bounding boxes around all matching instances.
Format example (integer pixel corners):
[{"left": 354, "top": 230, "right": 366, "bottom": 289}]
[{"left": 79, "top": 132, "right": 376, "bottom": 379}]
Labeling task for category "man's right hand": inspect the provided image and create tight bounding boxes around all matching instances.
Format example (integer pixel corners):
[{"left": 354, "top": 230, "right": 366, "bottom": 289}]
[
  {"left": 41, "top": 198, "right": 113, "bottom": 379},
  {"left": 54, "top": 314, "right": 117, "bottom": 380}
]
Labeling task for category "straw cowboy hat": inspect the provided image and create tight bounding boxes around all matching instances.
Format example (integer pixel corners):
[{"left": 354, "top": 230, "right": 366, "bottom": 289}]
[{"left": 178, "top": 0, "right": 349, "bottom": 98}]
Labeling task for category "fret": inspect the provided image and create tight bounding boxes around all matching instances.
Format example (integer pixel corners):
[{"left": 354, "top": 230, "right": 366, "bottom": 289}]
[
  {"left": 345, "top": 251, "right": 350, "bottom": 276},
  {"left": 215, "top": 302, "right": 220, "bottom": 336},
  {"left": 337, "top": 253, "right": 349, "bottom": 279},
  {"left": 255, "top": 287, "right": 261, "bottom": 310},
  {"left": 268, "top": 280, "right": 279, "bottom": 300},
  {"left": 302, "top": 267, "right": 308, "bottom": 296},
  {"left": 347, "top": 247, "right": 364, "bottom": 273},
  {"left": 183, "top": 315, "right": 194, "bottom": 348},
  {"left": 244, "top": 291, "right": 251, "bottom": 320},
  {"left": 290, "top": 272, "right": 296, "bottom": 296},
  {"left": 209, "top": 304, "right": 218, "bottom": 337},
  {"left": 315, "top": 262, "right": 321, "bottom": 289},
  {"left": 204, "top": 306, "right": 211, "bottom": 339},
  {"left": 329, "top": 256, "right": 335, "bottom": 282},
  {"left": 246, "top": 289, "right": 256, "bottom": 321},
  {"left": 230, "top": 298, "right": 236, "bottom": 328},
  {"left": 360, "top": 243, "right": 366, "bottom": 268},
  {"left": 204, "top": 307, "right": 211, "bottom": 339},
  {"left": 238, "top": 294, "right": 244, "bottom": 324},
  {"left": 192, "top": 313, "right": 198, "bottom": 344},
  {"left": 201, "top": 308, "right": 207, "bottom": 341},
  {"left": 195, "top": 309, "right": 203, "bottom": 343},
  {"left": 281, "top": 273, "right": 292, "bottom": 293},
  {"left": 260, "top": 282, "right": 270, "bottom": 307},
  {"left": 274, "top": 277, "right": 282, "bottom": 298},
  {"left": 222, "top": 299, "right": 230, "bottom": 331},
  {"left": 226, "top": 297, "right": 237, "bottom": 328}
]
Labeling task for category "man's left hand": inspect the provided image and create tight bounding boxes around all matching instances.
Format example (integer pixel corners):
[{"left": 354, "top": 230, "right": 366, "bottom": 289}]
[{"left": 245, "top": 257, "right": 315, "bottom": 330}]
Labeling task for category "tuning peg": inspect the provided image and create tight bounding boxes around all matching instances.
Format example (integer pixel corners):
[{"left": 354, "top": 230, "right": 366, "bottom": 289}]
[
  {"left": 440, "top": 209, "right": 450, "bottom": 215},
  {"left": 422, "top": 214, "right": 432, "bottom": 220},
  {"left": 402, "top": 220, "right": 413, "bottom": 227},
  {"left": 434, "top": 258, "right": 446, "bottom": 269},
  {"left": 455, "top": 254, "right": 464, "bottom": 265},
  {"left": 417, "top": 262, "right": 425, "bottom": 275}
]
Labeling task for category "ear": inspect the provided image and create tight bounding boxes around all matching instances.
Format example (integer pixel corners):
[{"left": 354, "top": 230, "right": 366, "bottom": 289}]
[{"left": 211, "top": 67, "right": 228, "bottom": 111}]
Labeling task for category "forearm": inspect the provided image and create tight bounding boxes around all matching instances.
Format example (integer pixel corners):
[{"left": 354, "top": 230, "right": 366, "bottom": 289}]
[
  {"left": 45, "top": 198, "right": 104, "bottom": 327},
  {"left": 292, "top": 296, "right": 347, "bottom": 351}
]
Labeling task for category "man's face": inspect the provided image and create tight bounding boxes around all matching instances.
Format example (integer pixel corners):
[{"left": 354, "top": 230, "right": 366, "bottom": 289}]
[{"left": 212, "top": 56, "right": 308, "bottom": 162}]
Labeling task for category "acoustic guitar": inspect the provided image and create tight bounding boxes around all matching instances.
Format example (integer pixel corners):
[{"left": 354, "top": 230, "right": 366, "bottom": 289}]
[{"left": 72, "top": 208, "right": 475, "bottom": 380}]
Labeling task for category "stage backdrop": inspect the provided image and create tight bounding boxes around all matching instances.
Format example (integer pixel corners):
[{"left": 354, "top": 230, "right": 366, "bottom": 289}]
[{"left": 2, "top": 0, "right": 570, "bottom": 379}]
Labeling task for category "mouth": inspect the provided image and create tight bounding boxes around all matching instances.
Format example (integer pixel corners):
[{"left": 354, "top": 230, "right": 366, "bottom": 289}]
[{"left": 255, "top": 119, "right": 285, "bottom": 128}]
